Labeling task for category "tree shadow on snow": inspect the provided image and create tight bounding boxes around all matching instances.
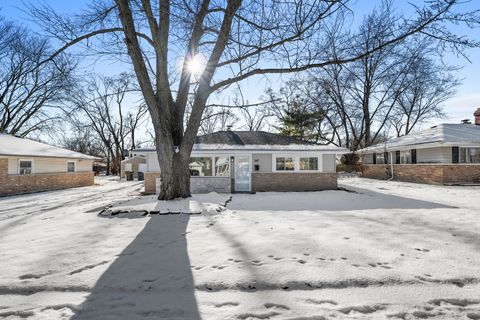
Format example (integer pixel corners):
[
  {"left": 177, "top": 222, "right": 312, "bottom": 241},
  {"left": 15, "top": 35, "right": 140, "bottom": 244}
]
[
  {"left": 72, "top": 213, "right": 200, "bottom": 320},
  {"left": 227, "top": 188, "right": 452, "bottom": 212}
]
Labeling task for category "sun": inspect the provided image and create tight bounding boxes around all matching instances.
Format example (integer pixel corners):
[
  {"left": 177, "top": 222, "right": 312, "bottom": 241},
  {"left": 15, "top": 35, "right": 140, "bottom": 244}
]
[{"left": 186, "top": 54, "right": 206, "bottom": 77}]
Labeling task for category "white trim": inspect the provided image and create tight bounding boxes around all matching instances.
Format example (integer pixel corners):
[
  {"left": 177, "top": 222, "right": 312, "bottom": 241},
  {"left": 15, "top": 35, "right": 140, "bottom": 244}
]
[
  {"left": 189, "top": 154, "right": 232, "bottom": 178},
  {"left": 271, "top": 153, "right": 323, "bottom": 173},
  {"left": 18, "top": 158, "right": 34, "bottom": 175},
  {"left": 66, "top": 160, "right": 77, "bottom": 173}
]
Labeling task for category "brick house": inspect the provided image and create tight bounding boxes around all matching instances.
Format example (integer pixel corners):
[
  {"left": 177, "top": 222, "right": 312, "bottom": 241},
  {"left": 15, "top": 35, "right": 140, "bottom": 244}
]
[
  {"left": 358, "top": 109, "right": 480, "bottom": 185},
  {"left": 0, "top": 134, "right": 98, "bottom": 196},
  {"left": 134, "top": 131, "right": 348, "bottom": 194}
]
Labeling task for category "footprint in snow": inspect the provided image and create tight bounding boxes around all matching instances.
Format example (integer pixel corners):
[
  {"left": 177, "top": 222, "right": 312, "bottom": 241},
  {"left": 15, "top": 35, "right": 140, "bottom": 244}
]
[
  {"left": 264, "top": 302, "right": 290, "bottom": 310},
  {"left": 305, "top": 299, "right": 338, "bottom": 305},
  {"left": 215, "top": 302, "right": 239, "bottom": 308}
]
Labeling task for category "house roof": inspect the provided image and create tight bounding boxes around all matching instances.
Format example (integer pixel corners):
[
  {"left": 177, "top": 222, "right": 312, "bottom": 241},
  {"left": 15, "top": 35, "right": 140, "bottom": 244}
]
[
  {"left": 133, "top": 131, "right": 348, "bottom": 153},
  {"left": 0, "top": 134, "right": 99, "bottom": 160},
  {"left": 121, "top": 156, "right": 146, "bottom": 164},
  {"left": 359, "top": 124, "right": 480, "bottom": 153}
]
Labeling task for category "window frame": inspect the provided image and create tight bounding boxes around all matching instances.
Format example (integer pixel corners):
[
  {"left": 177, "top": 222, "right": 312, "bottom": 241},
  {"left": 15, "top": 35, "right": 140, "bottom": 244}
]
[
  {"left": 66, "top": 160, "right": 76, "bottom": 173},
  {"left": 189, "top": 155, "right": 232, "bottom": 177},
  {"left": 375, "top": 153, "right": 386, "bottom": 165},
  {"left": 460, "top": 147, "right": 480, "bottom": 164},
  {"left": 400, "top": 150, "right": 412, "bottom": 164},
  {"left": 18, "top": 159, "right": 34, "bottom": 175},
  {"left": 299, "top": 156, "right": 319, "bottom": 171},
  {"left": 273, "top": 154, "right": 322, "bottom": 173}
]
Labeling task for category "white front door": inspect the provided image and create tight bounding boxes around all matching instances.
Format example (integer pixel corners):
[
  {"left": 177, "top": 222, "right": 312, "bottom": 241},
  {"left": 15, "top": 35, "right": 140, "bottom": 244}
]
[{"left": 235, "top": 156, "right": 251, "bottom": 192}]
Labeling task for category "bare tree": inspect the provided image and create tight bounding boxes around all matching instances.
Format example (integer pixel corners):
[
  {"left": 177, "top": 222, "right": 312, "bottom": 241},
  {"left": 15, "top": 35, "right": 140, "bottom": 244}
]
[
  {"left": 269, "top": 2, "right": 461, "bottom": 150},
  {"left": 29, "top": 0, "right": 480, "bottom": 199},
  {"left": 390, "top": 44, "right": 459, "bottom": 136},
  {"left": 0, "top": 18, "right": 75, "bottom": 137},
  {"left": 70, "top": 73, "right": 147, "bottom": 175}
]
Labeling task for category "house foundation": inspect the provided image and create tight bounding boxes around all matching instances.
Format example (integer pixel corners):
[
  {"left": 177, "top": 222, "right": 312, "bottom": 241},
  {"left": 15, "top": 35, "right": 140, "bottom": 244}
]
[{"left": 362, "top": 164, "right": 480, "bottom": 185}]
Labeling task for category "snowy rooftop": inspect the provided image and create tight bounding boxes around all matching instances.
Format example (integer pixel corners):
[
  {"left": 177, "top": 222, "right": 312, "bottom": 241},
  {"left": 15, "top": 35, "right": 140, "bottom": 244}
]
[
  {"left": 0, "top": 134, "right": 99, "bottom": 160},
  {"left": 359, "top": 123, "right": 480, "bottom": 153},
  {"left": 134, "top": 131, "right": 349, "bottom": 153}
]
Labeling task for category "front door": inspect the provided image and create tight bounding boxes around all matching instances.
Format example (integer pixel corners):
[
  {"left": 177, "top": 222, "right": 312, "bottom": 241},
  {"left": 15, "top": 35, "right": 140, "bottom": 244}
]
[{"left": 235, "top": 156, "right": 251, "bottom": 192}]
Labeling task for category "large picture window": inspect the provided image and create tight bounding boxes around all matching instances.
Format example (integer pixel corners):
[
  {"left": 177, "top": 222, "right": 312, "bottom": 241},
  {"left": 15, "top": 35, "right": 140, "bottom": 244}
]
[
  {"left": 214, "top": 157, "right": 230, "bottom": 177},
  {"left": 299, "top": 157, "right": 318, "bottom": 171},
  {"left": 400, "top": 150, "right": 411, "bottom": 164},
  {"left": 375, "top": 153, "right": 385, "bottom": 164},
  {"left": 275, "top": 157, "right": 295, "bottom": 171},
  {"left": 460, "top": 147, "right": 480, "bottom": 163},
  {"left": 19, "top": 160, "right": 32, "bottom": 175},
  {"left": 189, "top": 157, "right": 212, "bottom": 176}
]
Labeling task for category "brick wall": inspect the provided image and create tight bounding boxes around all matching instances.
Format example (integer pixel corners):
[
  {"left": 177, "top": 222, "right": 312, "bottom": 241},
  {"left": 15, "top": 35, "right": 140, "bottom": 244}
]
[
  {"left": 443, "top": 165, "right": 480, "bottom": 184},
  {"left": 362, "top": 164, "right": 480, "bottom": 185},
  {"left": 191, "top": 177, "right": 230, "bottom": 193},
  {"left": 361, "top": 165, "right": 390, "bottom": 180},
  {"left": 0, "top": 158, "right": 94, "bottom": 196},
  {"left": 144, "top": 172, "right": 161, "bottom": 194},
  {"left": 252, "top": 172, "right": 337, "bottom": 192}
]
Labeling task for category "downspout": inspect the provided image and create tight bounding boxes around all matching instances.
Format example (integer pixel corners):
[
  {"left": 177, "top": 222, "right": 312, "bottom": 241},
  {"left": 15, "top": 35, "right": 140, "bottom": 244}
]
[{"left": 388, "top": 151, "right": 394, "bottom": 180}]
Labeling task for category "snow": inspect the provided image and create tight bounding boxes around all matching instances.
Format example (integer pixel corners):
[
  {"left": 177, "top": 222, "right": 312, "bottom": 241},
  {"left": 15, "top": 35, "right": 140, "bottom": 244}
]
[
  {"left": 192, "top": 143, "right": 349, "bottom": 152},
  {"left": 359, "top": 123, "right": 480, "bottom": 153},
  {"left": 1, "top": 176, "right": 480, "bottom": 319},
  {"left": 0, "top": 134, "right": 98, "bottom": 160}
]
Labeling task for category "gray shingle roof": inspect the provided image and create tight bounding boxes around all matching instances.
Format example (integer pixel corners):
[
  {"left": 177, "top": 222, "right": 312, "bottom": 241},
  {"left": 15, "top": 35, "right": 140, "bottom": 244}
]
[
  {"left": 133, "top": 131, "right": 348, "bottom": 153},
  {"left": 195, "top": 131, "right": 318, "bottom": 146}
]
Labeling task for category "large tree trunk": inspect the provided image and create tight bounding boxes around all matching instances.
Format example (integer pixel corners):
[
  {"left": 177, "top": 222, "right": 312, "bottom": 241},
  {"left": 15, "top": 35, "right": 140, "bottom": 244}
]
[{"left": 157, "top": 150, "right": 191, "bottom": 200}]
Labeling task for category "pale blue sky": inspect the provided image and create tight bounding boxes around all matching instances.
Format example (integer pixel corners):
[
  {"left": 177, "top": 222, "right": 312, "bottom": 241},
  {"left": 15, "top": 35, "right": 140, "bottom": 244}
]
[{"left": 1, "top": 0, "right": 479, "bottom": 128}]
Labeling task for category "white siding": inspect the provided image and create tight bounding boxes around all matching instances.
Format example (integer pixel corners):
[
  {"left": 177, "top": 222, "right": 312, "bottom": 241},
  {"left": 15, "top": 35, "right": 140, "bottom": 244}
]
[
  {"left": 35, "top": 158, "right": 68, "bottom": 173},
  {"left": 417, "top": 147, "right": 452, "bottom": 164},
  {"left": 252, "top": 154, "right": 272, "bottom": 173},
  {"left": 147, "top": 153, "right": 161, "bottom": 172},
  {"left": 322, "top": 154, "right": 336, "bottom": 173},
  {"left": 77, "top": 160, "right": 94, "bottom": 172},
  {"left": 8, "top": 158, "right": 17, "bottom": 174},
  {"left": 5, "top": 156, "right": 93, "bottom": 174}
]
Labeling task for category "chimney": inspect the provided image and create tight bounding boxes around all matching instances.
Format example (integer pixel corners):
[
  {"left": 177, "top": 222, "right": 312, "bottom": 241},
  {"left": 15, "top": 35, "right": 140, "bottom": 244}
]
[{"left": 474, "top": 108, "right": 480, "bottom": 126}]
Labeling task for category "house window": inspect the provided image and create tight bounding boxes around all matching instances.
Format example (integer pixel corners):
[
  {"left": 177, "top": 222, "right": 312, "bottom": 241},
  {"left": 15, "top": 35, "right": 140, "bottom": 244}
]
[
  {"left": 214, "top": 157, "right": 230, "bottom": 177},
  {"left": 19, "top": 160, "right": 33, "bottom": 175},
  {"left": 460, "top": 147, "right": 480, "bottom": 163},
  {"left": 375, "top": 153, "right": 385, "bottom": 164},
  {"left": 275, "top": 157, "right": 295, "bottom": 171},
  {"left": 400, "top": 150, "right": 411, "bottom": 164},
  {"left": 189, "top": 157, "right": 212, "bottom": 176},
  {"left": 67, "top": 161, "right": 76, "bottom": 173},
  {"left": 299, "top": 157, "right": 318, "bottom": 171}
]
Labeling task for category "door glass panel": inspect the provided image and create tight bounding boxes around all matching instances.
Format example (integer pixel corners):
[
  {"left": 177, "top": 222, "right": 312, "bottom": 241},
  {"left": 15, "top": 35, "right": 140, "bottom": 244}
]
[{"left": 235, "top": 157, "right": 250, "bottom": 191}]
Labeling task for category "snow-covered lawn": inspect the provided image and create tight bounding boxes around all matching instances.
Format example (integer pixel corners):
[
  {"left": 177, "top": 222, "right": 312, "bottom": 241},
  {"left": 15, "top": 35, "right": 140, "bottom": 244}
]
[{"left": 1, "top": 176, "right": 480, "bottom": 319}]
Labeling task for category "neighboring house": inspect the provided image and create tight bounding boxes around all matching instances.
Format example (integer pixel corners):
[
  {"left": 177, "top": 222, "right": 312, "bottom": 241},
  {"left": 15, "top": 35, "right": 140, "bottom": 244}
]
[
  {"left": 120, "top": 156, "right": 147, "bottom": 179},
  {"left": 0, "top": 134, "right": 98, "bottom": 196},
  {"left": 358, "top": 109, "right": 480, "bottom": 184},
  {"left": 134, "top": 131, "right": 348, "bottom": 194}
]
